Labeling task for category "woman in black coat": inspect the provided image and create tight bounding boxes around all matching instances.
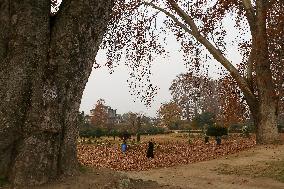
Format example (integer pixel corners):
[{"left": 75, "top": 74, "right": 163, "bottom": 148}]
[{"left": 146, "top": 140, "right": 154, "bottom": 158}]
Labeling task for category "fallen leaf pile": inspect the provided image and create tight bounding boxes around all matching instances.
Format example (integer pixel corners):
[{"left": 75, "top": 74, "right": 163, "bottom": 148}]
[{"left": 77, "top": 136, "right": 256, "bottom": 171}]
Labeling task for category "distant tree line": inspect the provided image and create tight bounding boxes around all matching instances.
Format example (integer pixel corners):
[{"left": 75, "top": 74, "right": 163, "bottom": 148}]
[{"left": 78, "top": 99, "right": 165, "bottom": 140}]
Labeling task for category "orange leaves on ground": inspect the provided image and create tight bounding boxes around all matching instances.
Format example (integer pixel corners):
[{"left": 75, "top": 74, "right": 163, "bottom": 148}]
[{"left": 78, "top": 136, "right": 256, "bottom": 171}]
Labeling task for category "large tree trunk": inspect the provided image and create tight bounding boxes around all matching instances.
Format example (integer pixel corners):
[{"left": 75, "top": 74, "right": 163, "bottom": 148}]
[
  {"left": 0, "top": 0, "right": 114, "bottom": 187},
  {"left": 244, "top": 91, "right": 280, "bottom": 144},
  {"left": 249, "top": 0, "right": 280, "bottom": 144},
  {"left": 253, "top": 101, "right": 279, "bottom": 144}
]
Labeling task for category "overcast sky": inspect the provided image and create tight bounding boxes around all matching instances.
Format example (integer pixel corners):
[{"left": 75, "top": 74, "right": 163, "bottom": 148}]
[
  {"left": 79, "top": 9, "right": 246, "bottom": 118},
  {"left": 80, "top": 36, "right": 187, "bottom": 117},
  {"left": 79, "top": 37, "right": 235, "bottom": 118}
]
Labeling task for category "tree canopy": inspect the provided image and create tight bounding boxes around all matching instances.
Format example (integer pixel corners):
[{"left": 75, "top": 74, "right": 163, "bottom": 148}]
[
  {"left": 158, "top": 101, "right": 182, "bottom": 128},
  {"left": 170, "top": 72, "right": 219, "bottom": 120},
  {"left": 102, "top": 0, "right": 281, "bottom": 103},
  {"left": 102, "top": 0, "right": 283, "bottom": 143},
  {"left": 91, "top": 99, "right": 108, "bottom": 127}
]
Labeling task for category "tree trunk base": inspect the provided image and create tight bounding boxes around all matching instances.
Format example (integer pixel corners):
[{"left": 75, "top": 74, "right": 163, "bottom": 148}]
[
  {"left": 0, "top": 132, "right": 78, "bottom": 187},
  {"left": 255, "top": 113, "right": 281, "bottom": 145},
  {"left": 8, "top": 133, "right": 77, "bottom": 187},
  {"left": 256, "top": 134, "right": 282, "bottom": 145}
]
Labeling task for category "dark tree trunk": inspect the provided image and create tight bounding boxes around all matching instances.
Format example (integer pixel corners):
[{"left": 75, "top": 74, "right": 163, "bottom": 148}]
[
  {"left": 244, "top": 94, "right": 280, "bottom": 144},
  {"left": 136, "top": 116, "right": 141, "bottom": 142},
  {"left": 237, "top": 0, "right": 280, "bottom": 145},
  {"left": 253, "top": 104, "right": 279, "bottom": 144},
  {"left": 253, "top": 0, "right": 280, "bottom": 144},
  {"left": 0, "top": 0, "right": 114, "bottom": 186}
]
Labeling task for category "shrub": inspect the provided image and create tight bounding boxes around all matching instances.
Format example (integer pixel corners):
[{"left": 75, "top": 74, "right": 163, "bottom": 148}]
[
  {"left": 192, "top": 112, "right": 216, "bottom": 129},
  {"left": 119, "top": 131, "right": 132, "bottom": 141},
  {"left": 278, "top": 124, "right": 284, "bottom": 133},
  {"left": 144, "top": 127, "right": 165, "bottom": 135},
  {"left": 79, "top": 128, "right": 105, "bottom": 138},
  {"left": 206, "top": 125, "right": 228, "bottom": 137},
  {"left": 228, "top": 123, "right": 243, "bottom": 133},
  {"left": 109, "top": 129, "right": 119, "bottom": 138}
]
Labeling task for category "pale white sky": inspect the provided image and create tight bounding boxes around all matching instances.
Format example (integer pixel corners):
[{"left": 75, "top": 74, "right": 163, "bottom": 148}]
[
  {"left": 79, "top": 38, "right": 241, "bottom": 118},
  {"left": 80, "top": 36, "right": 188, "bottom": 117},
  {"left": 79, "top": 7, "right": 247, "bottom": 118}
]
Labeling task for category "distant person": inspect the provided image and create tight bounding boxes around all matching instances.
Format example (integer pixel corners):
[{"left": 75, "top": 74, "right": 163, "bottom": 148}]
[
  {"left": 146, "top": 140, "right": 154, "bottom": 158},
  {"left": 216, "top": 136, "right": 221, "bottom": 145},
  {"left": 121, "top": 140, "right": 127, "bottom": 153},
  {"left": 205, "top": 135, "right": 209, "bottom": 144}
]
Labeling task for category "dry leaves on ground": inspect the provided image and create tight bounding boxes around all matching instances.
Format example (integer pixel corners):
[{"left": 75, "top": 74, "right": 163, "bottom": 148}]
[{"left": 77, "top": 136, "right": 256, "bottom": 171}]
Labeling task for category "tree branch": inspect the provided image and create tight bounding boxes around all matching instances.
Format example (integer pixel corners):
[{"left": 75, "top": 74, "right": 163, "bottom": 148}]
[
  {"left": 246, "top": 40, "right": 255, "bottom": 90},
  {"left": 241, "top": 0, "right": 256, "bottom": 88},
  {"left": 254, "top": 0, "right": 276, "bottom": 101},
  {"left": 166, "top": 0, "right": 256, "bottom": 104},
  {"left": 144, "top": 2, "right": 192, "bottom": 35},
  {"left": 241, "top": 0, "right": 256, "bottom": 32}
]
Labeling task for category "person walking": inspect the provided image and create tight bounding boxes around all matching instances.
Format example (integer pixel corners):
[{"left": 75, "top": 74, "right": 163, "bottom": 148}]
[
  {"left": 146, "top": 139, "right": 154, "bottom": 158},
  {"left": 121, "top": 140, "right": 127, "bottom": 153}
]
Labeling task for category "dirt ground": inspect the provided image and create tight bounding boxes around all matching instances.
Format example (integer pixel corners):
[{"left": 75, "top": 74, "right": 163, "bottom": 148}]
[
  {"left": 123, "top": 144, "right": 284, "bottom": 189},
  {"left": 6, "top": 144, "right": 282, "bottom": 189},
  {"left": 24, "top": 167, "right": 178, "bottom": 189},
  {"left": 2, "top": 134, "right": 284, "bottom": 189}
]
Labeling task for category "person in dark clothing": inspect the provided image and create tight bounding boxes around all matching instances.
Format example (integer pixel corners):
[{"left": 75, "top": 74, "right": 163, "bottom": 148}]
[
  {"left": 205, "top": 135, "right": 209, "bottom": 144},
  {"left": 216, "top": 136, "right": 221, "bottom": 145},
  {"left": 146, "top": 140, "right": 154, "bottom": 158}
]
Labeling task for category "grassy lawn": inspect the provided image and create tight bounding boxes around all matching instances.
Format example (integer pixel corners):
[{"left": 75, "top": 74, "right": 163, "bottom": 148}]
[
  {"left": 216, "top": 160, "right": 284, "bottom": 183},
  {"left": 265, "top": 160, "right": 284, "bottom": 182},
  {"left": 78, "top": 132, "right": 212, "bottom": 145}
]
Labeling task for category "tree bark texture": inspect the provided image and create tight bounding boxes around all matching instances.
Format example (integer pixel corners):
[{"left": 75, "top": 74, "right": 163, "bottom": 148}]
[
  {"left": 0, "top": 0, "right": 114, "bottom": 186},
  {"left": 252, "top": 0, "right": 280, "bottom": 144}
]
